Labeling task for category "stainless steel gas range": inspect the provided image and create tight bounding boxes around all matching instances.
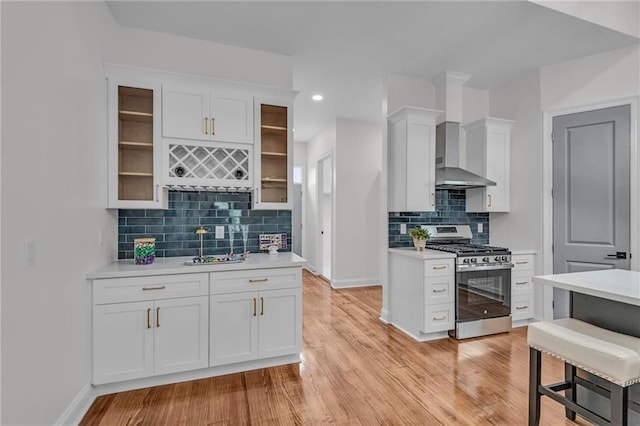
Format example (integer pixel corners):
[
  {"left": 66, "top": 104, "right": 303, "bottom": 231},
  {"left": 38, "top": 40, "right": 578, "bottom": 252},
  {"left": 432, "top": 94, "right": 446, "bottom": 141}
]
[{"left": 425, "top": 225, "right": 513, "bottom": 339}]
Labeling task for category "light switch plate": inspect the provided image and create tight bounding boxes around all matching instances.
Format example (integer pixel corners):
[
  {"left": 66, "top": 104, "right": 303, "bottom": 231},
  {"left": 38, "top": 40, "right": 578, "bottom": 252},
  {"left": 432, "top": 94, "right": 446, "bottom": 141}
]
[
  {"left": 478, "top": 223, "right": 484, "bottom": 233},
  {"left": 400, "top": 223, "right": 407, "bottom": 234},
  {"left": 24, "top": 239, "right": 36, "bottom": 267}
]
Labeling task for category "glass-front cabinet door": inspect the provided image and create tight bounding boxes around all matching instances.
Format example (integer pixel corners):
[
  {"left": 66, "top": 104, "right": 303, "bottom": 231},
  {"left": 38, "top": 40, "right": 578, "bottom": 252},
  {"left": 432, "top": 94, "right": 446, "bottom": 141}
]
[
  {"left": 254, "top": 98, "right": 294, "bottom": 209},
  {"left": 106, "top": 76, "right": 167, "bottom": 209}
]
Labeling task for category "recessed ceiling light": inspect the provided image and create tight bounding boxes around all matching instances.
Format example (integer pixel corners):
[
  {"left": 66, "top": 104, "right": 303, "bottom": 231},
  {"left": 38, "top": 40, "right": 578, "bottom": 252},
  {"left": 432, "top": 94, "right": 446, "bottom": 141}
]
[{"left": 312, "top": 94, "right": 323, "bottom": 101}]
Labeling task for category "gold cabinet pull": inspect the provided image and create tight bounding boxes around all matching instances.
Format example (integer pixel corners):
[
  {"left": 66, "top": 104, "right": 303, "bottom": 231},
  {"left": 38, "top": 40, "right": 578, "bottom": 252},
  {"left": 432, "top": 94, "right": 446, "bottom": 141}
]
[
  {"left": 432, "top": 288, "right": 447, "bottom": 293},
  {"left": 488, "top": 194, "right": 492, "bottom": 207},
  {"left": 253, "top": 298, "right": 257, "bottom": 317},
  {"left": 204, "top": 117, "right": 208, "bottom": 135},
  {"left": 432, "top": 316, "right": 446, "bottom": 321},
  {"left": 515, "top": 260, "right": 528, "bottom": 265},
  {"left": 156, "top": 307, "right": 160, "bottom": 327},
  {"left": 260, "top": 297, "right": 264, "bottom": 315},
  {"left": 155, "top": 184, "right": 160, "bottom": 202},
  {"left": 516, "top": 305, "right": 528, "bottom": 310},
  {"left": 515, "top": 281, "right": 528, "bottom": 285},
  {"left": 431, "top": 192, "right": 435, "bottom": 207},
  {"left": 432, "top": 265, "right": 447, "bottom": 270},
  {"left": 146, "top": 308, "right": 151, "bottom": 329},
  {"left": 142, "top": 286, "right": 166, "bottom": 291},
  {"left": 249, "top": 278, "right": 268, "bottom": 283},
  {"left": 211, "top": 117, "right": 215, "bottom": 135}
]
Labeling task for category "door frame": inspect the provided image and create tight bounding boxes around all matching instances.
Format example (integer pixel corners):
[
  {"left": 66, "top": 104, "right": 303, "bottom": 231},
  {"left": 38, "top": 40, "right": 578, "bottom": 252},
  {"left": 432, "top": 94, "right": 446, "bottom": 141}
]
[
  {"left": 316, "top": 151, "right": 334, "bottom": 281},
  {"left": 541, "top": 96, "right": 639, "bottom": 320}
]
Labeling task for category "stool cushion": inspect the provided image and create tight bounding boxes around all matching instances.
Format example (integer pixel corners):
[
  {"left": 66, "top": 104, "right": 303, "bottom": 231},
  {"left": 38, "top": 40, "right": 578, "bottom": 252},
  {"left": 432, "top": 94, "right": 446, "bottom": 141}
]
[{"left": 527, "top": 318, "right": 640, "bottom": 387}]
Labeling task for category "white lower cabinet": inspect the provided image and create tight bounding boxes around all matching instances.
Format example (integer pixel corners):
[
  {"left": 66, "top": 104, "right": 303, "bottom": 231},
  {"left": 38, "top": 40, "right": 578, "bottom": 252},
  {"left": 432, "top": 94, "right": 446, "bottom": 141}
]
[
  {"left": 511, "top": 254, "right": 535, "bottom": 324},
  {"left": 92, "top": 273, "right": 210, "bottom": 385},
  {"left": 210, "top": 268, "right": 302, "bottom": 367}
]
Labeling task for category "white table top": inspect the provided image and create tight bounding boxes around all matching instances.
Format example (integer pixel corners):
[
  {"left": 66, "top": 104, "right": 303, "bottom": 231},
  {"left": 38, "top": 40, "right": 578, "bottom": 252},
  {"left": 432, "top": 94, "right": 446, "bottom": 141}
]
[
  {"left": 88, "top": 252, "right": 307, "bottom": 280},
  {"left": 533, "top": 269, "right": 640, "bottom": 307}
]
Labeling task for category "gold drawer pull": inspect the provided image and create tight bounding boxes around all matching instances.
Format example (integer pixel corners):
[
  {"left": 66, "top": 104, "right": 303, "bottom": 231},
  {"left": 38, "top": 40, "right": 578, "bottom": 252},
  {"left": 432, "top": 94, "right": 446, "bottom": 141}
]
[
  {"left": 515, "top": 281, "right": 529, "bottom": 285},
  {"left": 516, "top": 305, "right": 529, "bottom": 310},
  {"left": 249, "top": 278, "right": 268, "bottom": 283},
  {"left": 432, "top": 288, "right": 447, "bottom": 293},
  {"left": 515, "top": 261, "right": 529, "bottom": 265},
  {"left": 156, "top": 307, "right": 160, "bottom": 327},
  {"left": 432, "top": 315, "right": 446, "bottom": 321},
  {"left": 146, "top": 308, "right": 151, "bottom": 329},
  {"left": 432, "top": 265, "right": 447, "bottom": 270},
  {"left": 142, "top": 285, "right": 166, "bottom": 291}
]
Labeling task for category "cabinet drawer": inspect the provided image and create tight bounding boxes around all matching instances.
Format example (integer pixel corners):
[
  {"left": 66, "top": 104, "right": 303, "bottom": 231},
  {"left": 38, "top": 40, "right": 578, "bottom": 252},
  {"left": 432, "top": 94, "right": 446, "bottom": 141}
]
[
  {"left": 512, "top": 272, "right": 533, "bottom": 295},
  {"left": 512, "top": 294, "right": 534, "bottom": 321},
  {"left": 422, "top": 303, "right": 454, "bottom": 333},
  {"left": 211, "top": 267, "right": 302, "bottom": 294},
  {"left": 424, "top": 275, "right": 454, "bottom": 305},
  {"left": 511, "top": 255, "right": 534, "bottom": 272},
  {"left": 424, "top": 259, "right": 454, "bottom": 277},
  {"left": 93, "top": 273, "right": 209, "bottom": 305}
]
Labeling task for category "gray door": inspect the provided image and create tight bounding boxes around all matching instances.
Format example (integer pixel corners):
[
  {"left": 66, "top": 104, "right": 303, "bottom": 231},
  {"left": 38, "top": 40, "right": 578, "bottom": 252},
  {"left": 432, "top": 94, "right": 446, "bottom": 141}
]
[
  {"left": 553, "top": 105, "right": 631, "bottom": 318},
  {"left": 292, "top": 184, "right": 302, "bottom": 256}
]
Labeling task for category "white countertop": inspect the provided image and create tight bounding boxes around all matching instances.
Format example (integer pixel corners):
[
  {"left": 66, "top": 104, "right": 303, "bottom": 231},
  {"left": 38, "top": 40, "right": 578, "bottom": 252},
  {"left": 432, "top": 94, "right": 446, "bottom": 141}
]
[
  {"left": 88, "top": 252, "right": 307, "bottom": 280},
  {"left": 388, "top": 247, "right": 456, "bottom": 260},
  {"left": 533, "top": 269, "right": 640, "bottom": 307}
]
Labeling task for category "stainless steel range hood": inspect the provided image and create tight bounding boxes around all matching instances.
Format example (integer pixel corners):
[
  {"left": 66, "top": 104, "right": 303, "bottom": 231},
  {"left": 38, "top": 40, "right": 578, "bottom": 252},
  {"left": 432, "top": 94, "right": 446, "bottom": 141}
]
[{"left": 435, "top": 121, "right": 496, "bottom": 189}]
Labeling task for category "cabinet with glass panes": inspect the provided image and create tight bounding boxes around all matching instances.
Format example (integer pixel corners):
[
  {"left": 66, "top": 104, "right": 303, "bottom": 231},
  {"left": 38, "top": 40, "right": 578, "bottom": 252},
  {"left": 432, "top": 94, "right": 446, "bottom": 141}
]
[{"left": 254, "top": 100, "right": 293, "bottom": 209}]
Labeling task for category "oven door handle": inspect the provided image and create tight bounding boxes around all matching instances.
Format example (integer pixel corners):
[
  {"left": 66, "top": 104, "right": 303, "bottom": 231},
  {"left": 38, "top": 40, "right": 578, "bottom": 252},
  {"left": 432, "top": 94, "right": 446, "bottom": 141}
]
[{"left": 456, "top": 263, "right": 514, "bottom": 272}]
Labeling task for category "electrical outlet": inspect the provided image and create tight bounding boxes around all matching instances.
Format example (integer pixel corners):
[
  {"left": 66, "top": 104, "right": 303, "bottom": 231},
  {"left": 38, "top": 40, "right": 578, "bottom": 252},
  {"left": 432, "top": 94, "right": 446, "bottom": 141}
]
[
  {"left": 400, "top": 223, "right": 407, "bottom": 234},
  {"left": 478, "top": 223, "right": 484, "bottom": 233},
  {"left": 215, "top": 226, "right": 225, "bottom": 239}
]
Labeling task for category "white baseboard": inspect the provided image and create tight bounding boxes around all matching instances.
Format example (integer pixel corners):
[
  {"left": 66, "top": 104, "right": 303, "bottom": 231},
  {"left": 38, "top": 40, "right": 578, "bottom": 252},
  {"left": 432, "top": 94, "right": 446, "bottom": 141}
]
[
  {"left": 55, "top": 383, "right": 95, "bottom": 426},
  {"left": 330, "top": 277, "right": 380, "bottom": 289},
  {"left": 304, "top": 264, "right": 318, "bottom": 275},
  {"left": 379, "top": 308, "right": 390, "bottom": 323}
]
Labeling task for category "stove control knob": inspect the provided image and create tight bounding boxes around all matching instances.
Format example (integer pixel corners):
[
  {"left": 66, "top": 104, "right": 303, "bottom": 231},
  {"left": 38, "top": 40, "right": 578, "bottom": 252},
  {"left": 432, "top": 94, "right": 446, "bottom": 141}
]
[
  {"left": 494, "top": 256, "right": 501, "bottom": 262},
  {"left": 482, "top": 257, "right": 489, "bottom": 263},
  {"left": 463, "top": 258, "right": 470, "bottom": 263},
  {"left": 501, "top": 256, "right": 508, "bottom": 262},
  {"left": 470, "top": 258, "right": 477, "bottom": 263}
]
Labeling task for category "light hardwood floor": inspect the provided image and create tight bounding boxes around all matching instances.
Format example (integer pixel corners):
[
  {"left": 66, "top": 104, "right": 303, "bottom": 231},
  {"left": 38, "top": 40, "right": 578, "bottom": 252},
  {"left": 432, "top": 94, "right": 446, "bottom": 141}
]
[{"left": 81, "top": 271, "right": 588, "bottom": 425}]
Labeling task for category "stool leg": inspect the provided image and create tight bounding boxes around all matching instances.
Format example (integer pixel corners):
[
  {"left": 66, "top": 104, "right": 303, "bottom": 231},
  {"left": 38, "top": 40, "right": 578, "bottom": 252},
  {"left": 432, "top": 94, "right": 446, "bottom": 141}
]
[
  {"left": 529, "top": 348, "right": 541, "bottom": 426},
  {"left": 564, "top": 362, "right": 576, "bottom": 421},
  {"left": 610, "top": 384, "right": 628, "bottom": 426}
]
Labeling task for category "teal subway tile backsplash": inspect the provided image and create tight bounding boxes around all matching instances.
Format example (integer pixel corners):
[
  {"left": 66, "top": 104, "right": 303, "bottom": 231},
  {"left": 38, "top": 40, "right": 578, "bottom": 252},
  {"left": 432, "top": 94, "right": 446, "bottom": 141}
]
[
  {"left": 388, "top": 189, "right": 489, "bottom": 247},
  {"left": 118, "top": 191, "right": 292, "bottom": 260}
]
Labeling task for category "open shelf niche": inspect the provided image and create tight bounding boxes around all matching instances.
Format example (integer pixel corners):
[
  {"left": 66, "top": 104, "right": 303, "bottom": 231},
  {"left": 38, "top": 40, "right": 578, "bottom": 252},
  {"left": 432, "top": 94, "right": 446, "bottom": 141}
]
[{"left": 260, "top": 104, "right": 288, "bottom": 203}]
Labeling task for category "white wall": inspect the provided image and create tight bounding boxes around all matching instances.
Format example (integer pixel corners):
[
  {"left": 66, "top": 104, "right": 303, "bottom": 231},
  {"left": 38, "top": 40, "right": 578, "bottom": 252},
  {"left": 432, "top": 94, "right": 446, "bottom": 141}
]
[
  {"left": 489, "top": 70, "right": 543, "bottom": 257},
  {"left": 1, "top": 2, "right": 294, "bottom": 424},
  {"left": 293, "top": 141, "right": 307, "bottom": 258},
  {"left": 333, "top": 119, "right": 382, "bottom": 287},
  {"left": 304, "top": 127, "right": 336, "bottom": 273},
  {"left": 1, "top": 3, "right": 115, "bottom": 424}
]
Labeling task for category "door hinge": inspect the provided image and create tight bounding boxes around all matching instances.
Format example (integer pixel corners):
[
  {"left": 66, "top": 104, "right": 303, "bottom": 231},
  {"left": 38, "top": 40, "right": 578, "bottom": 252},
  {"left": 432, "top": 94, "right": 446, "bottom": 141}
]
[
  {"left": 551, "top": 188, "right": 553, "bottom": 198},
  {"left": 552, "top": 300, "right": 555, "bottom": 309},
  {"left": 551, "top": 244, "right": 554, "bottom": 253}
]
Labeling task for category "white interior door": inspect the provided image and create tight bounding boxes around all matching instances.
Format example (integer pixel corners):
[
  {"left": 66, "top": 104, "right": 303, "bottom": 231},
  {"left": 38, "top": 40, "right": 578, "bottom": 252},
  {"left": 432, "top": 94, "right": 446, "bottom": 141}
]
[
  {"left": 318, "top": 155, "right": 332, "bottom": 279},
  {"left": 552, "top": 105, "right": 631, "bottom": 318}
]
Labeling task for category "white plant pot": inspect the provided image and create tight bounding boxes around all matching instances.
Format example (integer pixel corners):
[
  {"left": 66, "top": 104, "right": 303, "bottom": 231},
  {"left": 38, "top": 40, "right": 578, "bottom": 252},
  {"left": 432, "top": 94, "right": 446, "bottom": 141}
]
[{"left": 413, "top": 239, "right": 427, "bottom": 251}]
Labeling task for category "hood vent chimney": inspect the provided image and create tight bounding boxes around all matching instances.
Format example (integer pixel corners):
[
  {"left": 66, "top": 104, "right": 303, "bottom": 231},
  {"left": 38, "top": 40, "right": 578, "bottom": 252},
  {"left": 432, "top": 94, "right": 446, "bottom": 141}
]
[{"left": 431, "top": 71, "right": 496, "bottom": 189}]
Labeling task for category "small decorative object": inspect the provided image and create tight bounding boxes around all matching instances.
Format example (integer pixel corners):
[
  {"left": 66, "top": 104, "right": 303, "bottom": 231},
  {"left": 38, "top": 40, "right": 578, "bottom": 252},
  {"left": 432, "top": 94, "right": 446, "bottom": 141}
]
[
  {"left": 134, "top": 238, "right": 156, "bottom": 265},
  {"left": 194, "top": 226, "right": 208, "bottom": 261},
  {"left": 268, "top": 245, "right": 278, "bottom": 255},
  {"left": 259, "top": 233, "right": 287, "bottom": 251},
  {"left": 228, "top": 224, "right": 235, "bottom": 255},
  {"left": 408, "top": 226, "right": 431, "bottom": 251},
  {"left": 241, "top": 224, "right": 249, "bottom": 255}
]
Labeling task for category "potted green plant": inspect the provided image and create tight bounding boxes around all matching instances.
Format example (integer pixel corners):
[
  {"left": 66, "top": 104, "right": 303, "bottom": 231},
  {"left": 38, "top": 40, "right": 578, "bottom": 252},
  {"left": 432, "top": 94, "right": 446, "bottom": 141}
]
[{"left": 408, "top": 226, "right": 431, "bottom": 251}]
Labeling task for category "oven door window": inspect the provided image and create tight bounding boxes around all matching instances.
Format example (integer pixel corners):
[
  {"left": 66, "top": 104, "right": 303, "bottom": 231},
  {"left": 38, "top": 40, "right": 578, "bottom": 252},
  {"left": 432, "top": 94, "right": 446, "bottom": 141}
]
[{"left": 456, "top": 269, "right": 511, "bottom": 321}]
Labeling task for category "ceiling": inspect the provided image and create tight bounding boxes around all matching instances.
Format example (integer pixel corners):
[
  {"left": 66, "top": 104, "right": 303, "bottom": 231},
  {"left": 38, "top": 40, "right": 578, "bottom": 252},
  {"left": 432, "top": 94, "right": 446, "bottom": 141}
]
[{"left": 106, "top": 1, "right": 640, "bottom": 142}]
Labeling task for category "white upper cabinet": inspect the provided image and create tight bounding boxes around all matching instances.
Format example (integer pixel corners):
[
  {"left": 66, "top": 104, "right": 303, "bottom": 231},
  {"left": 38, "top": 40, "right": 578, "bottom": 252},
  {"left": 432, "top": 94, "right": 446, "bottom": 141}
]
[
  {"left": 106, "top": 73, "right": 168, "bottom": 210},
  {"left": 162, "top": 84, "right": 253, "bottom": 145},
  {"left": 387, "top": 107, "right": 442, "bottom": 212},
  {"left": 463, "top": 117, "right": 514, "bottom": 213}
]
